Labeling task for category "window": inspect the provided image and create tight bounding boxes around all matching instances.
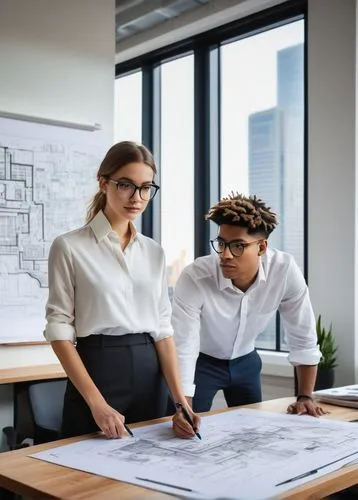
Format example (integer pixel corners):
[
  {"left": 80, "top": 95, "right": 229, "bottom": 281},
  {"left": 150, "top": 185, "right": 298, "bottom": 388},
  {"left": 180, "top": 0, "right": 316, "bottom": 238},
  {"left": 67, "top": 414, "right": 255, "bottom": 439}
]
[
  {"left": 114, "top": 71, "right": 143, "bottom": 230},
  {"left": 115, "top": 2, "right": 306, "bottom": 352},
  {"left": 160, "top": 55, "right": 195, "bottom": 297},
  {"left": 220, "top": 20, "right": 304, "bottom": 349},
  {"left": 114, "top": 71, "right": 142, "bottom": 143}
]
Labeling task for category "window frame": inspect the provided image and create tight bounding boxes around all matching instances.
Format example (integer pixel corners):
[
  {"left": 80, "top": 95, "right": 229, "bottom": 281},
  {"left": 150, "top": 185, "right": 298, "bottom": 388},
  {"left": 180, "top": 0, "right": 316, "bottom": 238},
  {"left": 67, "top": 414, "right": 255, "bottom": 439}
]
[{"left": 115, "top": 0, "right": 308, "bottom": 353}]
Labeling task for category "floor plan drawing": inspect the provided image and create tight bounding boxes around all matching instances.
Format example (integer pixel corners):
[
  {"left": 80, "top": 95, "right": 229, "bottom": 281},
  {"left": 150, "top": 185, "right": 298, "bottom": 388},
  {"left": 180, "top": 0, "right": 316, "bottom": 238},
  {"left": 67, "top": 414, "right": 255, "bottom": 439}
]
[
  {"left": 0, "top": 117, "right": 104, "bottom": 341},
  {"left": 32, "top": 408, "right": 358, "bottom": 499}
]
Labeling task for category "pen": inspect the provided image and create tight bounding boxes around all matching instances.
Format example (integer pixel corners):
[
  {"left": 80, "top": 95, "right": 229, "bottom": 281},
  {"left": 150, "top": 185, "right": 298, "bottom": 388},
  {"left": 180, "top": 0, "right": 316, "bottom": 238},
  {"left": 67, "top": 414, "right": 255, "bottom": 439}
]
[
  {"left": 136, "top": 477, "right": 193, "bottom": 492},
  {"left": 275, "top": 450, "right": 358, "bottom": 487},
  {"left": 276, "top": 469, "right": 317, "bottom": 486},
  {"left": 124, "top": 423, "right": 134, "bottom": 437},
  {"left": 175, "top": 402, "right": 202, "bottom": 440}
]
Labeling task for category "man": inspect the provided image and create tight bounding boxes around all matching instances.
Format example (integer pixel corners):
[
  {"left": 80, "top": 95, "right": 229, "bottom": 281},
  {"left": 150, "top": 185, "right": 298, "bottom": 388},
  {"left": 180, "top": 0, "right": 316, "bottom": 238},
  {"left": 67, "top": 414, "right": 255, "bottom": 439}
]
[{"left": 172, "top": 193, "right": 324, "bottom": 417}]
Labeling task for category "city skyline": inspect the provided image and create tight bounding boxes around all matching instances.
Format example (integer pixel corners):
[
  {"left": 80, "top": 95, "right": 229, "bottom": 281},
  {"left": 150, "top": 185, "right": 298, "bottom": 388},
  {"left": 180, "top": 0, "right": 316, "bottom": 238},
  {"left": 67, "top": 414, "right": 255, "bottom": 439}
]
[
  {"left": 249, "top": 43, "right": 304, "bottom": 268},
  {"left": 249, "top": 43, "right": 304, "bottom": 348}
]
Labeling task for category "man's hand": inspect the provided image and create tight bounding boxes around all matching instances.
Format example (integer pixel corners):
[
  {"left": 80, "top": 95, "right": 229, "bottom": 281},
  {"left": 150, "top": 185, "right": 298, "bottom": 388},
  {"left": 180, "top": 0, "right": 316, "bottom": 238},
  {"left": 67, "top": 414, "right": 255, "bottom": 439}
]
[
  {"left": 287, "top": 398, "right": 328, "bottom": 417},
  {"left": 172, "top": 405, "right": 201, "bottom": 439}
]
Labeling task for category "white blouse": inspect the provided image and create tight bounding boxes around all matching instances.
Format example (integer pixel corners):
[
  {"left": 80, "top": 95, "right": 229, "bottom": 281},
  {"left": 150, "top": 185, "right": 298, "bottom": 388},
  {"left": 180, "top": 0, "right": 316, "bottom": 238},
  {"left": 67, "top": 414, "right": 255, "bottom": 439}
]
[{"left": 44, "top": 210, "right": 173, "bottom": 343}]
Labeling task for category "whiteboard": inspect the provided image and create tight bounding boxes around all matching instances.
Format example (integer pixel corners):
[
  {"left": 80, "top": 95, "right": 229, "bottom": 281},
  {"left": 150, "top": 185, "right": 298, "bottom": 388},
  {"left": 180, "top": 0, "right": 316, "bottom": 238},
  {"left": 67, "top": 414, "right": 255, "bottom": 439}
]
[{"left": 0, "top": 117, "right": 106, "bottom": 342}]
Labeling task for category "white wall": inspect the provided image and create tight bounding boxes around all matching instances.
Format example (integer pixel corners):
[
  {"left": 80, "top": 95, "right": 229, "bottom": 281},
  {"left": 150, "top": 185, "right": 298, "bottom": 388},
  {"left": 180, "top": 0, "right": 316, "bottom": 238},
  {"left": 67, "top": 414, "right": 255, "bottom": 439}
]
[
  {"left": 0, "top": 0, "right": 115, "bottom": 369},
  {"left": 0, "top": 0, "right": 115, "bottom": 447},
  {"left": 307, "top": 0, "right": 357, "bottom": 386},
  {"left": 0, "top": 0, "right": 114, "bottom": 133}
]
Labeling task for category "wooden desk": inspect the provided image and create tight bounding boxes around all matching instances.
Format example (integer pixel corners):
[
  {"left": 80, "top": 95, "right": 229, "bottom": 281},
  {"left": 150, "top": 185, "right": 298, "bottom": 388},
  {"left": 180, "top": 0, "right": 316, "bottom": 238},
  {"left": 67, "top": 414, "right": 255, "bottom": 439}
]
[
  {"left": 0, "top": 397, "right": 357, "bottom": 500},
  {"left": 0, "top": 364, "right": 66, "bottom": 385}
]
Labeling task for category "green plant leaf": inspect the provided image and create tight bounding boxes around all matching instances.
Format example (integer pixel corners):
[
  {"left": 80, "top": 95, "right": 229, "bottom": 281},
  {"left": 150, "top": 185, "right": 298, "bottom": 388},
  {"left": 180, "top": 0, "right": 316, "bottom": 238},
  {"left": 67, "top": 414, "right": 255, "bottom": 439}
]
[{"left": 316, "top": 314, "right": 338, "bottom": 370}]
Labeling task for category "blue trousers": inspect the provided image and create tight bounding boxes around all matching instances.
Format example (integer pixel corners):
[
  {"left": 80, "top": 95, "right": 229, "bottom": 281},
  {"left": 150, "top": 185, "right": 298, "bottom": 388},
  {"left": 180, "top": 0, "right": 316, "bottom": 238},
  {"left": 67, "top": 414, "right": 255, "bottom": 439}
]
[{"left": 192, "top": 350, "right": 262, "bottom": 412}]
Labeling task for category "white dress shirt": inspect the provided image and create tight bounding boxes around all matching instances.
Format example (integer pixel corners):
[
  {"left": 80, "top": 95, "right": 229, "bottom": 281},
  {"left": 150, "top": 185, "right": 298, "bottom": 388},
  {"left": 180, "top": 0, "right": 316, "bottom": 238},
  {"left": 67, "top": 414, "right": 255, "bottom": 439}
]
[
  {"left": 172, "top": 248, "right": 321, "bottom": 396},
  {"left": 45, "top": 210, "right": 173, "bottom": 343}
]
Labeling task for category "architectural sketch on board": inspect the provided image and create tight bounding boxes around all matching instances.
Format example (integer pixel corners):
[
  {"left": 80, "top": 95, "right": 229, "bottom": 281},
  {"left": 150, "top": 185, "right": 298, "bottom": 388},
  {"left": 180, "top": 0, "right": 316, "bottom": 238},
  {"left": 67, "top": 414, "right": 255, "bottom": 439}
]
[{"left": 0, "top": 117, "right": 103, "bottom": 341}]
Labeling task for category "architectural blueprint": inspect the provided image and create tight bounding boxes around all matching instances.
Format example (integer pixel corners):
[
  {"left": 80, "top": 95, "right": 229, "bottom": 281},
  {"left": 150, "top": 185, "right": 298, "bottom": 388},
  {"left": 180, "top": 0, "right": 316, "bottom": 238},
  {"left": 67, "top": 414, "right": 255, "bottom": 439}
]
[
  {"left": 0, "top": 117, "right": 105, "bottom": 341},
  {"left": 32, "top": 408, "right": 358, "bottom": 499}
]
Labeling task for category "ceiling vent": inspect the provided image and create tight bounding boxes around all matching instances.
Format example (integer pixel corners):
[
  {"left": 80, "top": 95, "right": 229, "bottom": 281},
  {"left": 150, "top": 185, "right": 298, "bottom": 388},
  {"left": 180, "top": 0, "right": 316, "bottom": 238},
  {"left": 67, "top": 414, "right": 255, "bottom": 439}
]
[{"left": 116, "top": 0, "right": 213, "bottom": 42}]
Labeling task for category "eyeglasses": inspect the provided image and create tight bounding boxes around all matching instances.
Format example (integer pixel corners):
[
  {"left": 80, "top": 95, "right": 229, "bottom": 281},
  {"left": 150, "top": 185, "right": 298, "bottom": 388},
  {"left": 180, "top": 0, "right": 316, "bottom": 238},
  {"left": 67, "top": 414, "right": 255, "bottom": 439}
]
[
  {"left": 108, "top": 179, "right": 160, "bottom": 201},
  {"left": 210, "top": 238, "right": 262, "bottom": 257}
]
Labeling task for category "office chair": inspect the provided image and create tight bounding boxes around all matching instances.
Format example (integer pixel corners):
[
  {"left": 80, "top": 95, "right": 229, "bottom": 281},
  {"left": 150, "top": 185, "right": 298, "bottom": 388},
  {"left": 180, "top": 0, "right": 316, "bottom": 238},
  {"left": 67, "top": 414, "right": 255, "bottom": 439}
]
[
  {"left": 28, "top": 379, "right": 67, "bottom": 444},
  {"left": 2, "top": 378, "right": 67, "bottom": 448}
]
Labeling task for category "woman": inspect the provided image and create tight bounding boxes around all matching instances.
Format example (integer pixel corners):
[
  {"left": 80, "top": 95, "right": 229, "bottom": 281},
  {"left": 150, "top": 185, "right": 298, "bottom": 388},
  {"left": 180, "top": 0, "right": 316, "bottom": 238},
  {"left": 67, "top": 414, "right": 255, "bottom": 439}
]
[{"left": 45, "top": 141, "right": 200, "bottom": 439}]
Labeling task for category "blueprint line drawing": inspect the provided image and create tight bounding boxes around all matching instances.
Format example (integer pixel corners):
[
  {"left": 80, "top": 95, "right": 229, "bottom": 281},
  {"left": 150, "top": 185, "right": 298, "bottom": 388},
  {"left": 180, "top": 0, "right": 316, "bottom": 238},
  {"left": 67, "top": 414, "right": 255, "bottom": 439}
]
[
  {"left": 32, "top": 408, "right": 358, "bottom": 500},
  {"left": 0, "top": 117, "right": 105, "bottom": 341}
]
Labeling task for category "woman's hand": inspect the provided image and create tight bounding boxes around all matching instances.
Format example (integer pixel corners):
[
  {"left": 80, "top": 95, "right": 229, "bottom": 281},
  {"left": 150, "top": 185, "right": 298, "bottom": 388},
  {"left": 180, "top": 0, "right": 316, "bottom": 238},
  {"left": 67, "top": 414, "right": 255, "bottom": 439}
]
[
  {"left": 172, "top": 404, "right": 201, "bottom": 439},
  {"left": 90, "top": 401, "right": 129, "bottom": 438}
]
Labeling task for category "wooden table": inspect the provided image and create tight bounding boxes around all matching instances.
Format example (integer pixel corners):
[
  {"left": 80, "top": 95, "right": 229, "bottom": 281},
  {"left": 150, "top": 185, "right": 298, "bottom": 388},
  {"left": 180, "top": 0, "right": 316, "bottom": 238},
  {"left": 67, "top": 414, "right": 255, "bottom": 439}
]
[
  {"left": 0, "top": 364, "right": 66, "bottom": 385},
  {"left": 0, "top": 397, "right": 358, "bottom": 499}
]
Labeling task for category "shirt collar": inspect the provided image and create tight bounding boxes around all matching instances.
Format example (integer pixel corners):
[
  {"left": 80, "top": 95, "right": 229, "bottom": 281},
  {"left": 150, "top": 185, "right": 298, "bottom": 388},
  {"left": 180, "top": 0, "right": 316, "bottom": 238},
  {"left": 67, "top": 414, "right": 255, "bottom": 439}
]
[
  {"left": 256, "top": 258, "right": 267, "bottom": 285},
  {"left": 89, "top": 210, "right": 138, "bottom": 243},
  {"left": 214, "top": 254, "right": 267, "bottom": 292}
]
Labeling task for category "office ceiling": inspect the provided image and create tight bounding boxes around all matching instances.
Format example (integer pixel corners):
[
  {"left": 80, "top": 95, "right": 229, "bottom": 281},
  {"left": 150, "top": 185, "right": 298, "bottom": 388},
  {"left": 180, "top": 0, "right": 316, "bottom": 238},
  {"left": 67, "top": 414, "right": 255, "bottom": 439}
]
[{"left": 115, "top": 0, "right": 213, "bottom": 43}]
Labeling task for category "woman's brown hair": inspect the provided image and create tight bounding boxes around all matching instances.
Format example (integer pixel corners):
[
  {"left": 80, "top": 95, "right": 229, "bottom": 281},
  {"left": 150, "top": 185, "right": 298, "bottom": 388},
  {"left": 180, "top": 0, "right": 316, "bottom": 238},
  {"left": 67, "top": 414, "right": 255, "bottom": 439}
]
[{"left": 86, "top": 141, "right": 157, "bottom": 223}]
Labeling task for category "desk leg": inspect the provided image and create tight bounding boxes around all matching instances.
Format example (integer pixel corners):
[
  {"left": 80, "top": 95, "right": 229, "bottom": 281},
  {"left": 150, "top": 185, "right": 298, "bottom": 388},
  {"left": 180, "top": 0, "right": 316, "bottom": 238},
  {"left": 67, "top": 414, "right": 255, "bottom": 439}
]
[
  {"left": 0, "top": 385, "right": 13, "bottom": 451},
  {"left": 0, "top": 385, "right": 15, "bottom": 499},
  {"left": 0, "top": 487, "right": 15, "bottom": 500},
  {"left": 0, "top": 384, "right": 31, "bottom": 500},
  {"left": 13, "top": 382, "right": 34, "bottom": 446}
]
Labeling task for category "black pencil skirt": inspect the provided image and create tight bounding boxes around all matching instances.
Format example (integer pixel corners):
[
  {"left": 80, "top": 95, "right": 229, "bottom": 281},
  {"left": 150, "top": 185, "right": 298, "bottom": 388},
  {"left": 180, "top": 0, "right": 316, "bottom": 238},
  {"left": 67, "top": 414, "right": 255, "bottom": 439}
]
[{"left": 61, "top": 333, "right": 169, "bottom": 438}]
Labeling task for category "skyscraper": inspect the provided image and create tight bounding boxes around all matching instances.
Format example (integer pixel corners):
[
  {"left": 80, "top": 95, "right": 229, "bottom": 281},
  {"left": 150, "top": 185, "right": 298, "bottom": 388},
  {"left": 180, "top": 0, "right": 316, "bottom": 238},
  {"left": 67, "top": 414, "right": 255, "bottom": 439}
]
[
  {"left": 277, "top": 44, "right": 304, "bottom": 270},
  {"left": 249, "top": 43, "right": 304, "bottom": 269},
  {"left": 248, "top": 107, "right": 283, "bottom": 252},
  {"left": 248, "top": 44, "right": 304, "bottom": 348}
]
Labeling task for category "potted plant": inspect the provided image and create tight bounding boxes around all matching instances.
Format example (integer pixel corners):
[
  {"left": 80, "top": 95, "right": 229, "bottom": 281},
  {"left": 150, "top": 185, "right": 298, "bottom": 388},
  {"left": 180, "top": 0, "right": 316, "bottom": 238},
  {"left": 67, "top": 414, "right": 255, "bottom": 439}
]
[
  {"left": 314, "top": 314, "right": 338, "bottom": 390},
  {"left": 294, "top": 314, "right": 338, "bottom": 394}
]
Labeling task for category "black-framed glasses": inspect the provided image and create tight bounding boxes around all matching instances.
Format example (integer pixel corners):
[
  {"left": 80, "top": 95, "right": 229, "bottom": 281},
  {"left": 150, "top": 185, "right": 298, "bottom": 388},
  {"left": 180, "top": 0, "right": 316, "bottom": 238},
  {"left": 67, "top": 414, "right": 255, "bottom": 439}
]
[
  {"left": 108, "top": 179, "right": 160, "bottom": 201},
  {"left": 210, "top": 237, "right": 262, "bottom": 257}
]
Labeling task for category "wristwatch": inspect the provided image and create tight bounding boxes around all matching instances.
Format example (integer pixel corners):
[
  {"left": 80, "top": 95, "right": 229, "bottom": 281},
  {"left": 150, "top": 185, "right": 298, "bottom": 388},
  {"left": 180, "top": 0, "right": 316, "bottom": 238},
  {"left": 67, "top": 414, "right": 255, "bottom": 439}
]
[{"left": 296, "top": 394, "right": 313, "bottom": 402}]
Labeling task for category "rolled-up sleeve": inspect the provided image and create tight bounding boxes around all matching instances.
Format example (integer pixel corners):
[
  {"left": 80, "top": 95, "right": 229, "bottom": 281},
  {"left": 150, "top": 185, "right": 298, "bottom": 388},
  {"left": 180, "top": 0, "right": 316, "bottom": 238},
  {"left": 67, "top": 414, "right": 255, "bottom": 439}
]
[
  {"left": 44, "top": 236, "right": 76, "bottom": 342},
  {"left": 279, "top": 258, "right": 321, "bottom": 366},
  {"left": 155, "top": 253, "right": 174, "bottom": 342},
  {"left": 172, "top": 270, "right": 202, "bottom": 397}
]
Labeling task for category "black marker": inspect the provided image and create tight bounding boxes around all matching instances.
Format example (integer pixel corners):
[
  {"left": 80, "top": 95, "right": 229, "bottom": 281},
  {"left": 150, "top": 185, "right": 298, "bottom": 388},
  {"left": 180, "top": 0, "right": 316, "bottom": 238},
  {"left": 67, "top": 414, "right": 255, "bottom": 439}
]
[
  {"left": 136, "top": 477, "right": 193, "bottom": 492},
  {"left": 276, "top": 469, "right": 318, "bottom": 486},
  {"left": 175, "top": 402, "right": 201, "bottom": 440},
  {"left": 124, "top": 423, "right": 134, "bottom": 437},
  {"left": 276, "top": 450, "right": 358, "bottom": 487}
]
